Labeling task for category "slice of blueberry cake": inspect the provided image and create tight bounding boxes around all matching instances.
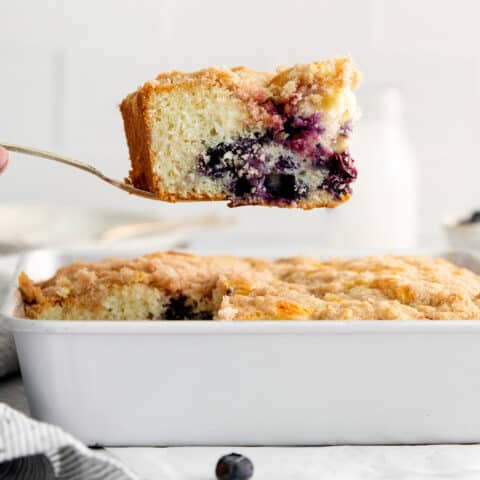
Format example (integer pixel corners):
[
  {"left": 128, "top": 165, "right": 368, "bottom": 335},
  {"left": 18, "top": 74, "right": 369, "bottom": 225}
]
[{"left": 120, "top": 57, "right": 361, "bottom": 208}]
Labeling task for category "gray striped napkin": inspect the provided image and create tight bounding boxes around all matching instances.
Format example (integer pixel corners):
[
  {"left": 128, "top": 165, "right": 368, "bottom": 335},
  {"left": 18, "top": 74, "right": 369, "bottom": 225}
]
[{"left": 0, "top": 404, "right": 138, "bottom": 480}]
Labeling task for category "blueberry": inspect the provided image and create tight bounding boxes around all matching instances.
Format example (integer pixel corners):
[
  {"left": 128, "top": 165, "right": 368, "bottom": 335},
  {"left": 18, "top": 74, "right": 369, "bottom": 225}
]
[
  {"left": 234, "top": 177, "right": 253, "bottom": 197},
  {"left": 318, "top": 151, "right": 357, "bottom": 198},
  {"left": 283, "top": 115, "right": 317, "bottom": 136},
  {"left": 233, "top": 137, "right": 261, "bottom": 153},
  {"left": 215, "top": 453, "right": 254, "bottom": 480},
  {"left": 164, "top": 295, "right": 212, "bottom": 320},
  {"left": 264, "top": 173, "right": 308, "bottom": 200},
  {"left": 282, "top": 114, "right": 325, "bottom": 138},
  {"left": 265, "top": 173, "right": 295, "bottom": 199},
  {"left": 275, "top": 155, "right": 298, "bottom": 171},
  {"left": 320, "top": 174, "right": 349, "bottom": 198},
  {"left": 164, "top": 295, "right": 191, "bottom": 320},
  {"left": 198, "top": 136, "right": 269, "bottom": 182},
  {"left": 198, "top": 142, "right": 232, "bottom": 178}
]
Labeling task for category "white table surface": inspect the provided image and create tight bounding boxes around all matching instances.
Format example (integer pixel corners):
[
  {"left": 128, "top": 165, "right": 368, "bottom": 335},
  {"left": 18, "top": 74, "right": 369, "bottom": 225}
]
[
  {"left": 107, "top": 445, "right": 480, "bottom": 480},
  {"left": 4, "top": 247, "right": 480, "bottom": 480}
]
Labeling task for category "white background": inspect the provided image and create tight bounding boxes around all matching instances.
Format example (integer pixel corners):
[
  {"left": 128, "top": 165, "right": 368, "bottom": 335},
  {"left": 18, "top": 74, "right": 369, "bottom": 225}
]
[{"left": 0, "top": 0, "right": 478, "bottom": 246}]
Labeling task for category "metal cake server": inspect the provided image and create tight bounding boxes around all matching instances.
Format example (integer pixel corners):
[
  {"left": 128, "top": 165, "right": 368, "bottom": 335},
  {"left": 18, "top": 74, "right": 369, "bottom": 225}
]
[{"left": 0, "top": 142, "right": 156, "bottom": 199}]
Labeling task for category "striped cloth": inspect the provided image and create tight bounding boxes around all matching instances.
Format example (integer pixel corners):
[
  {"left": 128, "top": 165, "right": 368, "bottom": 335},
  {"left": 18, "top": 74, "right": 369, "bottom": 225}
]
[{"left": 0, "top": 404, "right": 138, "bottom": 480}]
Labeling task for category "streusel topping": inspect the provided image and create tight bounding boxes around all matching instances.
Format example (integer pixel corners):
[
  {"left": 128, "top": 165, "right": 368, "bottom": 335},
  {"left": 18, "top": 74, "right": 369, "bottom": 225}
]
[{"left": 19, "top": 252, "right": 480, "bottom": 321}]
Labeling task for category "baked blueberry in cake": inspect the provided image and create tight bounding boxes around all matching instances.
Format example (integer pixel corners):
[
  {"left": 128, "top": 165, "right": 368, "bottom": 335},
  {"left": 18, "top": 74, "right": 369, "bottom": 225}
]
[
  {"left": 18, "top": 252, "right": 480, "bottom": 320},
  {"left": 120, "top": 57, "right": 361, "bottom": 208}
]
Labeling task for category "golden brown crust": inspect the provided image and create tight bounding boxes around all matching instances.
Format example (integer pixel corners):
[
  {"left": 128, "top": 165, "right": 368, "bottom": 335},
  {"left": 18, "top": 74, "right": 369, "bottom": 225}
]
[
  {"left": 18, "top": 272, "right": 44, "bottom": 305},
  {"left": 120, "top": 86, "right": 157, "bottom": 193},
  {"left": 152, "top": 66, "right": 271, "bottom": 94},
  {"left": 122, "top": 191, "right": 345, "bottom": 208},
  {"left": 145, "top": 58, "right": 359, "bottom": 99},
  {"left": 19, "top": 252, "right": 480, "bottom": 321},
  {"left": 229, "top": 193, "right": 349, "bottom": 209},
  {"left": 269, "top": 57, "right": 361, "bottom": 102}
]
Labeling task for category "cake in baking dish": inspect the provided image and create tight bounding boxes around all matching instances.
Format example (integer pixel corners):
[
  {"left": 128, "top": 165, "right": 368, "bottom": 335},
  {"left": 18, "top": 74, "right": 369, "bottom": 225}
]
[
  {"left": 120, "top": 57, "right": 361, "bottom": 208},
  {"left": 18, "top": 252, "right": 480, "bottom": 320}
]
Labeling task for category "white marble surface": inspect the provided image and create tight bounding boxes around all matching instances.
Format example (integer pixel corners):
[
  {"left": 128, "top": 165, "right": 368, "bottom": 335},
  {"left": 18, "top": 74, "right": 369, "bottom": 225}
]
[{"left": 108, "top": 445, "right": 480, "bottom": 480}]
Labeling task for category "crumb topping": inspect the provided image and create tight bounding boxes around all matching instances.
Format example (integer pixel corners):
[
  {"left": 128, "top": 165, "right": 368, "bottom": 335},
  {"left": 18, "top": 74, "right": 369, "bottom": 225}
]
[{"left": 19, "top": 252, "right": 480, "bottom": 321}]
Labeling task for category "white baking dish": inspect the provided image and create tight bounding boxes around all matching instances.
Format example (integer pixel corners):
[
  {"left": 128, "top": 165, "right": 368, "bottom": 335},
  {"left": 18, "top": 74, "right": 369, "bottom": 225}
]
[{"left": 3, "top": 248, "right": 480, "bottom": 446}]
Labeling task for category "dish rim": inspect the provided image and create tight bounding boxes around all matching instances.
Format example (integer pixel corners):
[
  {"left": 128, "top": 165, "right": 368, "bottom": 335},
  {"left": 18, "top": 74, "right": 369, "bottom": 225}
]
[{"left": 6, "top": 316, "right": 480, "bottom": 334}]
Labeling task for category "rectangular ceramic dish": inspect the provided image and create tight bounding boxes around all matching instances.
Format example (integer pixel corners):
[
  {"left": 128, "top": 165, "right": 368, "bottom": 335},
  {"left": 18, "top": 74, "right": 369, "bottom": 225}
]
[{"left": 3, "top": 248, "right": 480, "bottom": 446}]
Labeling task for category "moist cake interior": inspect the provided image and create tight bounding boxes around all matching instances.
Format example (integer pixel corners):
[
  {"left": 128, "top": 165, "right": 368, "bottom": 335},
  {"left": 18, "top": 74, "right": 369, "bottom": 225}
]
[{"left": 196, "top": 115, "right": 357, "bottom": 207}]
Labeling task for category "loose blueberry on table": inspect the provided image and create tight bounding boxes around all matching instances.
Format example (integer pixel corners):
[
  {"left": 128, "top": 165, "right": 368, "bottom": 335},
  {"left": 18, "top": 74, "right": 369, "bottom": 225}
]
[{"left": 215, "top": 453, "right": 254, "bottom": 480}]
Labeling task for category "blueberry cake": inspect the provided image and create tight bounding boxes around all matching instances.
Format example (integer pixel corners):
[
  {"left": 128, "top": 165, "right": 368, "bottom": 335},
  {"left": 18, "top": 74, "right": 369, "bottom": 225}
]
[
  {"left": 120, "top": 57, "right": 361, "bottom": 208},
  {"left": 19, "top": 252, "right": 480, "bottom": 320}
]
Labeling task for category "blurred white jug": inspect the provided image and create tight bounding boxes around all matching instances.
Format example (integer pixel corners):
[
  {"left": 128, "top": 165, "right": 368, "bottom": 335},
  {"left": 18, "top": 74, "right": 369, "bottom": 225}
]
[{"left": 318, "top": 87, "right": 418, "bottom": 249}]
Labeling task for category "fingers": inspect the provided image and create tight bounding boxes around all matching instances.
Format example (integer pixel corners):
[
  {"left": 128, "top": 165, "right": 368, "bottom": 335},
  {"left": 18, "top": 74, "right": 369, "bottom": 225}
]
[{"left": 0, "top": 146, "right": 9, "bottom": 173}]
